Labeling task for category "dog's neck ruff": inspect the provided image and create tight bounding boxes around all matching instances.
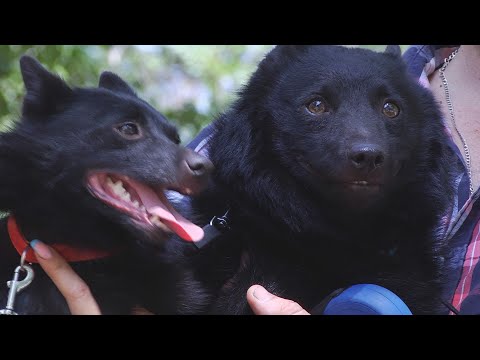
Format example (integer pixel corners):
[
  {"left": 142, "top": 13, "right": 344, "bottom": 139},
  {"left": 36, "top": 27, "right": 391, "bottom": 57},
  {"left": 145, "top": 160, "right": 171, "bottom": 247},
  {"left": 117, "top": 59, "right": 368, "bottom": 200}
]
[{"left": 7, "top": 215, "right": 114, "bottom": 263}]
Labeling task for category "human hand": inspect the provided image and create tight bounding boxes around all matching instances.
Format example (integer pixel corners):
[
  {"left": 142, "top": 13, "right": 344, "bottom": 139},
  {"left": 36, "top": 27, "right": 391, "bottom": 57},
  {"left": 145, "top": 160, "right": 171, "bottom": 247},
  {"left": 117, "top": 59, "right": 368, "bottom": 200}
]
[
  {"left": 246, "top": 285, "right": 310, "bottom": 315},
  {"left": 31, "top": 241, "right": 309, "bottom": 315},
  {"left": 31, "top": 240, "right": 101, "bottom": 315}
]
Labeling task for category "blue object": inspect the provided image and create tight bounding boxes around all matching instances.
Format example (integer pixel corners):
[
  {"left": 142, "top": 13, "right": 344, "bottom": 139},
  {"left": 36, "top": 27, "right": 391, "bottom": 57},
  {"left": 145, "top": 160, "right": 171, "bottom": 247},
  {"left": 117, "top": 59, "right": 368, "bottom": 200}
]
[{"left": 323, "top": 284, "right": 413, "bottom": 315}]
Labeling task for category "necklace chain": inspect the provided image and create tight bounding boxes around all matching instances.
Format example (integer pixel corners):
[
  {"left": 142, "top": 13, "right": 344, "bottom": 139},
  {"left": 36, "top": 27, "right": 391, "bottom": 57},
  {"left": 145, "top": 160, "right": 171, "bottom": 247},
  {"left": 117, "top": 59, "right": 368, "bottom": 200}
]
[{"left": 439, "top": 48, "right": 474, "bottom": 196}]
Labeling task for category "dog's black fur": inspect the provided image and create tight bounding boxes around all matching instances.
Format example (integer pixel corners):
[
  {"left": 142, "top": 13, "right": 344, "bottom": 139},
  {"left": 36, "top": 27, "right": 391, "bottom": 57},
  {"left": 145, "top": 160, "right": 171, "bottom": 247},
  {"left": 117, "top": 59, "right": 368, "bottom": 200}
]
[
  {"left": 0, "top": 56, "right": 212, "bottom": 314},
  {"left": 177, "top": 45, "right": 457, "bottom": 315}
]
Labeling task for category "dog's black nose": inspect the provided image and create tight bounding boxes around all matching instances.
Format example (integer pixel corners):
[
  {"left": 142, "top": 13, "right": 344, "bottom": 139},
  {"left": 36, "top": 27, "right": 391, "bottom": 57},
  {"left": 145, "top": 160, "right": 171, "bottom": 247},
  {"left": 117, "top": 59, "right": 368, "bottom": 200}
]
[
  {"left": 349, "top": 144, "right": 385, "bottom": 170},
  {"left": 184, "top": 149, "right": 214, "bottom": 178}
]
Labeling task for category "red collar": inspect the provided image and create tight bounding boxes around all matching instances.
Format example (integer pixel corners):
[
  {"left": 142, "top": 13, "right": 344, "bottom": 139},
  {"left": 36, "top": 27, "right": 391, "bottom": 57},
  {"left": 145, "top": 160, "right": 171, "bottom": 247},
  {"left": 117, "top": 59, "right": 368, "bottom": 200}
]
[{"left": 7, "top": 216, "right": 113, "bottom": 263}]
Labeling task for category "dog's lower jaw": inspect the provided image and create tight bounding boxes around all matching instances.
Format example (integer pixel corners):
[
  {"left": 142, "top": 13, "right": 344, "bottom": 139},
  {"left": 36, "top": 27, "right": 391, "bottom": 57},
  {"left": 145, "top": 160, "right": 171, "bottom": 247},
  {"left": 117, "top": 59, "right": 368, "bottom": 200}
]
[{"left": 133, "top": 226, "right": 170, "bottom": 250}]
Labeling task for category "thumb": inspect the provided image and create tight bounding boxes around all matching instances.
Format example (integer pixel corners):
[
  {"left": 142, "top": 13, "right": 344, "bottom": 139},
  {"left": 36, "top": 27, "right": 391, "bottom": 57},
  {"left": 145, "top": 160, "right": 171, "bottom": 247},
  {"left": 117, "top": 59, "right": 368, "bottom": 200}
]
[{"left": 247, "top": 285, "right": 310, "bottom": 315}]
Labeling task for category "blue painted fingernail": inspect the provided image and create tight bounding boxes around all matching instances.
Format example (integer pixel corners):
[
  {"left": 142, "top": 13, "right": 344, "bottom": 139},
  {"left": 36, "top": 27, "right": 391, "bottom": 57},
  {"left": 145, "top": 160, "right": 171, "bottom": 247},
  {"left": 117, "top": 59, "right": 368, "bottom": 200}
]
[{"left": 30, "top": 239, "right": 52, "bottom": 259}]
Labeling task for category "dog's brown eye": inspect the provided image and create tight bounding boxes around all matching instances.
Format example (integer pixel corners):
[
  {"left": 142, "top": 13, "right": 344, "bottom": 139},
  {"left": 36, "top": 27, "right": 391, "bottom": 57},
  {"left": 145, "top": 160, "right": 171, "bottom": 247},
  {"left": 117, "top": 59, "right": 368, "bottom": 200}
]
[
  {"left": 383, "top": 102, "right": 400, "bottom": 118},
  {"left": 306, "top": 99, "right": 327, "bottom": 115},
  {"left": 115, "top": 122, "right": 141, "bottom": 139}
]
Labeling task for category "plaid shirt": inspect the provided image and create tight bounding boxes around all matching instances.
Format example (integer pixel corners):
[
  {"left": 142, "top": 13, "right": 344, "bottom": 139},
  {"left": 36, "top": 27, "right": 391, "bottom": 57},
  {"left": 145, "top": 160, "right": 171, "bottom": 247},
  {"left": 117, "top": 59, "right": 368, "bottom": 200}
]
[
  {"left": 405, "top": 45, "right": 480, "bottom": 315},
  {"left": 189, "top": 45, "right": 479, "bottom": 314}
]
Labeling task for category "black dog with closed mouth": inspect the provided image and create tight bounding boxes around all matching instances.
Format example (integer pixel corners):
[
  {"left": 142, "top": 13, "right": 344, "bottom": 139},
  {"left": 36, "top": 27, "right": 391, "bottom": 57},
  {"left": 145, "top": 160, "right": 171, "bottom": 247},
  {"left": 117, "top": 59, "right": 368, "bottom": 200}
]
[
  {"left": 178, "top": 45, "right": 456, "bottom": 315},
  {"left": 0, "top": 56, "right": 213, "bottom": 314}
]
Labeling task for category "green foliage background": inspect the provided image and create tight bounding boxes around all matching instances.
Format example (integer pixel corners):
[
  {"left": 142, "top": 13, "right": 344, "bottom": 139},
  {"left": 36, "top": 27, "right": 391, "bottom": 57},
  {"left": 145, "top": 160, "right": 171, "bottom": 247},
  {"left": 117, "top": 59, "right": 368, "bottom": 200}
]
[{"left": 0, "top": 45, "right": 408, "bottom": 143}]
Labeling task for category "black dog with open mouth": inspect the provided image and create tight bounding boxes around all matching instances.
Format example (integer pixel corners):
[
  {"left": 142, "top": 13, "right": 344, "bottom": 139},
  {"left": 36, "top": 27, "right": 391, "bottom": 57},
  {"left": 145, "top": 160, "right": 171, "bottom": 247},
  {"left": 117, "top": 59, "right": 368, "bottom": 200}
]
[{"left": 0, "top": 56, "right": 213, "bottom": 314}]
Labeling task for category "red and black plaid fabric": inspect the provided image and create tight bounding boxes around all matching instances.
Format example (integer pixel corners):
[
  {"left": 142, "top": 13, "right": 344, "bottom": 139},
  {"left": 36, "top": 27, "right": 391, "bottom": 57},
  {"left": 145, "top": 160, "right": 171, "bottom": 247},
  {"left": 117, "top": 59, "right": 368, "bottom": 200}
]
[{"left": 404, "top": 45, "right": 480, "bottom": 314}]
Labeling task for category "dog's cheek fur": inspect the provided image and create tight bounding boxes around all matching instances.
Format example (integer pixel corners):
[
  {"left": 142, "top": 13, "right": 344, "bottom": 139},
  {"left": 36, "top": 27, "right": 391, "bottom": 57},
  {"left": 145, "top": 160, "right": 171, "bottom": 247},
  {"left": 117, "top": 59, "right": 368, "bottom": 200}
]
[{"left": 0, "top": 133, "right": 46, "bottom": 211}]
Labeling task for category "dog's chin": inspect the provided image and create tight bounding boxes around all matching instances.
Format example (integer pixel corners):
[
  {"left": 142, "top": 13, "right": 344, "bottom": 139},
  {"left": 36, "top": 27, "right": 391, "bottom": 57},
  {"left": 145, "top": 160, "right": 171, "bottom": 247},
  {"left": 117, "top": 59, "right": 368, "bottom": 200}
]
[
  {"left": 296, "top": 161, "right": 386, "bottom": 211},
  {"left": 332, "top": 182, "right": 385, "bottom": 210},
  {"left": 307, "top": 181, "right": 384, "bottom": 212},
  {"left": 334, "top": 181, "right": 383, "bottom": 194},
  {"left": 128, "top": 218, "right": 171, "bottom": 248}
]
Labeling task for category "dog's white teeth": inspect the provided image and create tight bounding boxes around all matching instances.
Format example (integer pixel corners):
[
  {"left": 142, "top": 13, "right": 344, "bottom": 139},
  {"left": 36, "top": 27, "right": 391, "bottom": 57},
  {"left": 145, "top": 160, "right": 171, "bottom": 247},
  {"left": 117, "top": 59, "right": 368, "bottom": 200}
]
[
  {"left": 132, "top": 200, "right": 140, "bottom": 208},
  {"left": 109, "top": 179, "right": 126, "bottom": 195},
  {"left": 149, "top": 215, "right": 172, "bottom": 233},
  {"left": 108, "top": 179, "right": 134, "bottom": 201},
  {"left": 122, "top": 191, "right": 132, "bottom": 202},
  {"left": 140, "top": 205, "right": 146, "bottom": 212},
  {"left": 106, "top": 176, "right": 114, "bottom": 186}
]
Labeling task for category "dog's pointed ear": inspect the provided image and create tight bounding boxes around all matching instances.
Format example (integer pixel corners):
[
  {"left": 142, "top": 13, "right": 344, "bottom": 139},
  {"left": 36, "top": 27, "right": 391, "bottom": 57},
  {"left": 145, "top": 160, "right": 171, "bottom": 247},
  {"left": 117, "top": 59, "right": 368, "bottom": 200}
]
[
  {"left": 385, "top": 45, "right": 402, "bottom": 57},
  {"left": 266, "top": 45, "right": 311, "bottom": 63},
  {"left": 239, "top": 45, "right": 313, "bottom": 105},
  {"left": 99, "top": 71, "right": 137, "bottom": 96},
  {"left": 255, "top": 45, "right": 311, "bottom": 79},
  {"left": 273, "top": 45, "right": 311, "bottom": 55},
  {"left": 20, "top": 55, "right": 73, "bottom": 119}
]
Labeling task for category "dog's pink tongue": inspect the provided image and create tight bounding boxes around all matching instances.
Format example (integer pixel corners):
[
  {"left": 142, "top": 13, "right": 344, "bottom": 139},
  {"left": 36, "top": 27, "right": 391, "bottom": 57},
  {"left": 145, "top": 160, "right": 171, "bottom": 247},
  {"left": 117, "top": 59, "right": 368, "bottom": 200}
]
[
  {"left": 149, "top": 206, "right": 204, "bottom": 242},
  {"left": 132, "top": 181, "right": 204, "bottom": 242}
]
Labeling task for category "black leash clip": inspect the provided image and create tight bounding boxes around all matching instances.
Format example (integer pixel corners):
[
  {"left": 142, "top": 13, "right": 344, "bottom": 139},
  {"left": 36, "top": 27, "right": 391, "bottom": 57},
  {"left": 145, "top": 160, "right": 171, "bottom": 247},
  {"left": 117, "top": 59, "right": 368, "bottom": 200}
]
[
  {"left": 210, "top": 212, "right": 231, "bottom": 232},
  {"left": 194, "top": 210, "right": 231, "bottom": 250}
]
